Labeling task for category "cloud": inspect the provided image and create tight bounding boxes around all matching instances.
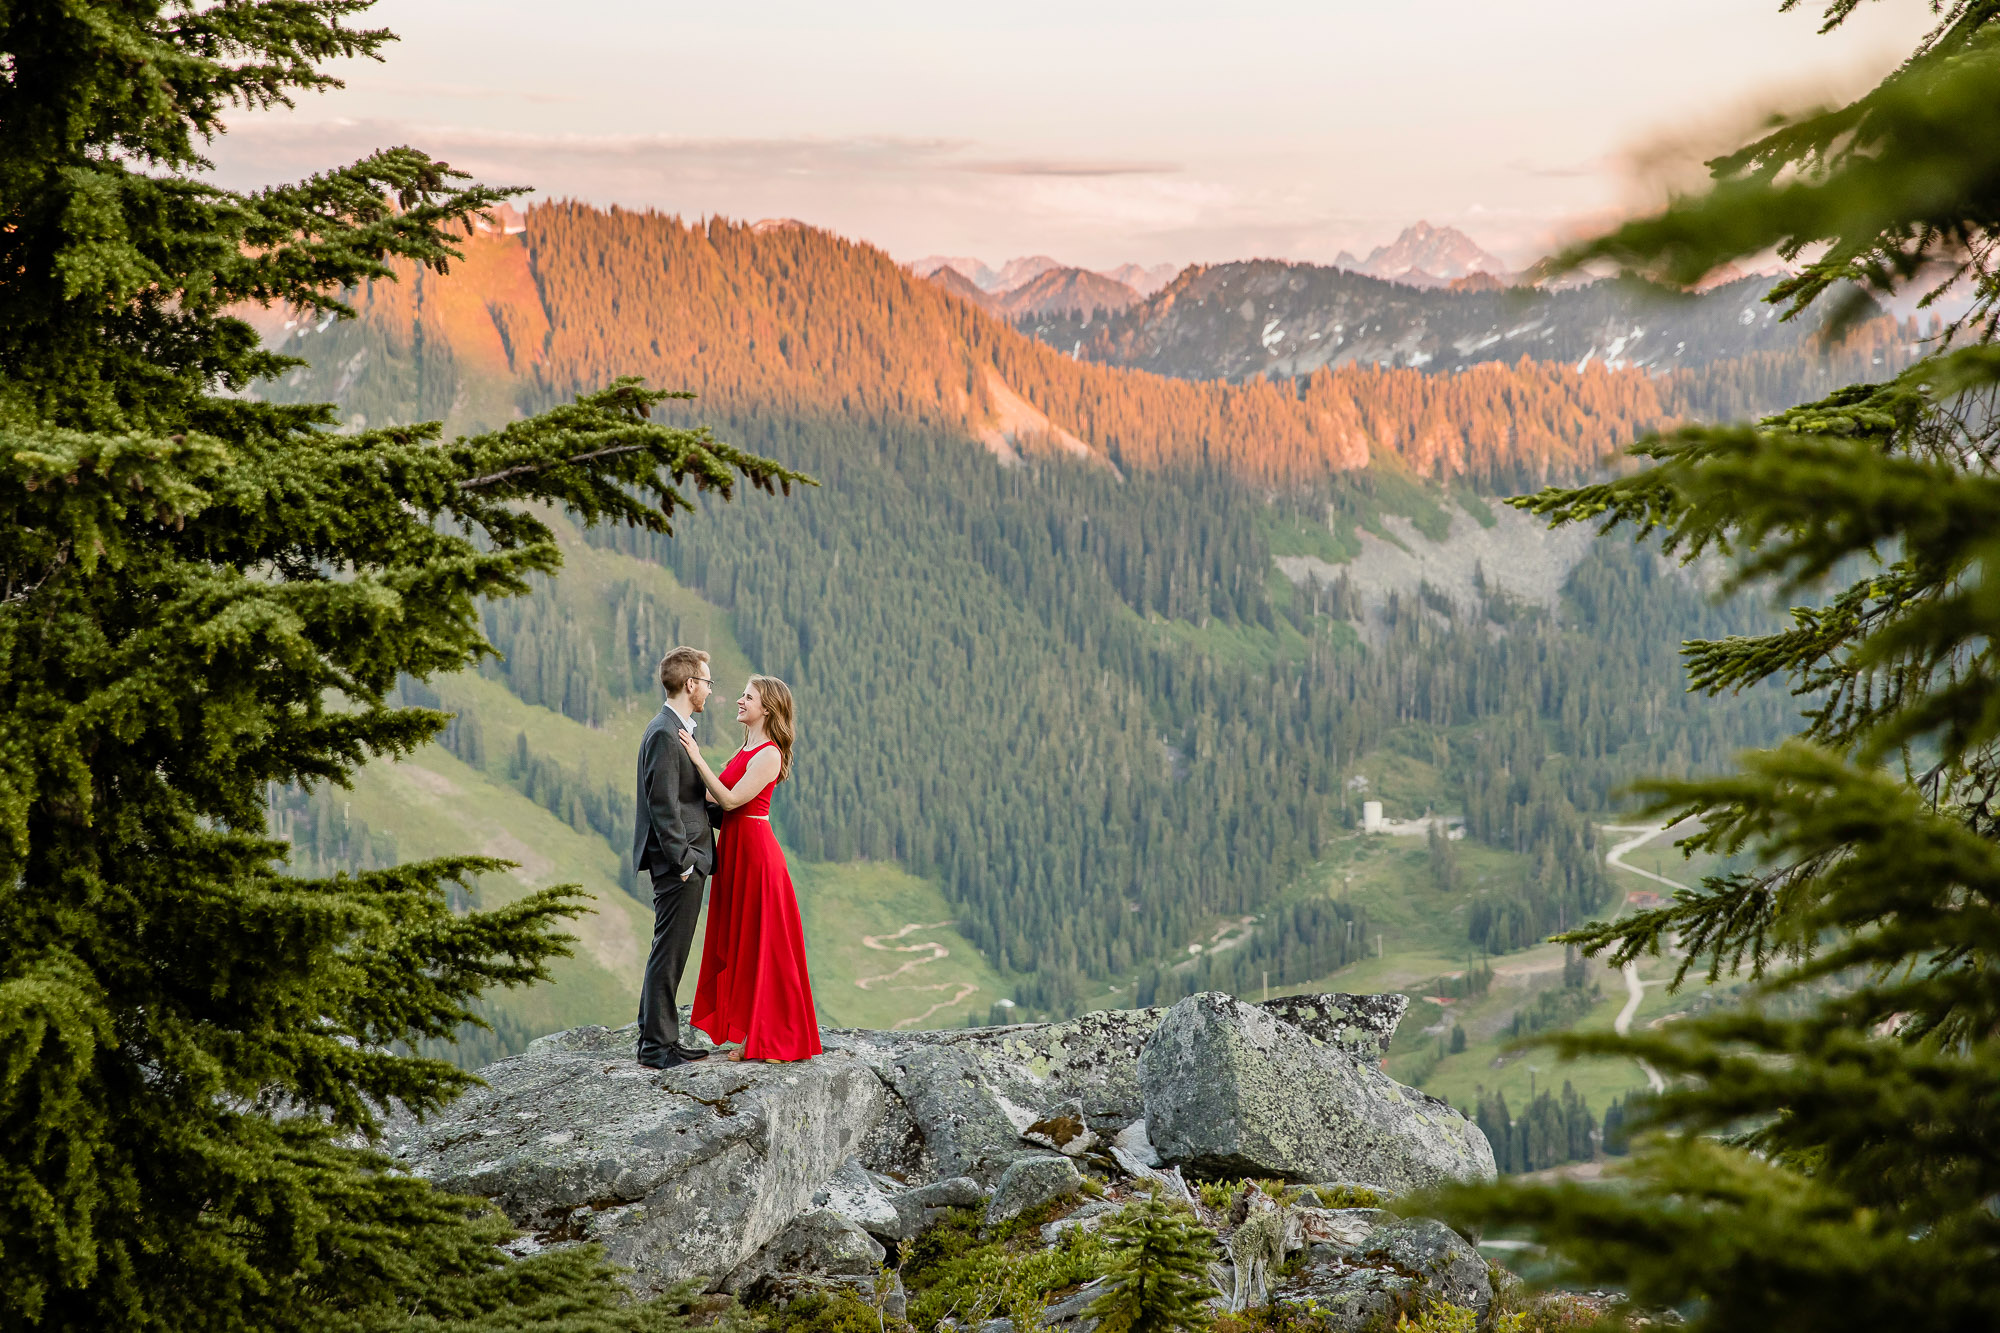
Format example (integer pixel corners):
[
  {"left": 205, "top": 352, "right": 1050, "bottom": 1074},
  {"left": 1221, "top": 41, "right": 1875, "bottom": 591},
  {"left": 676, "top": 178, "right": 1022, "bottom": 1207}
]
[
  {"left": 1505, "top": 154, "right": 1610, "bottom": 180},
  {"left": 218, "top": 120, "right": 1175, "bottom": 182},
  {"left": 962, "top": 158, "right": 1179, "bottom": 177},
  {"left": 366, "top": 81, "right": 584, "bottom": 106},
  {"left": 203, "top": 113, "right": 1564, "bottom": 271},
  {"left": 218, "top": 119, "right": 971, "bottom": 171}
]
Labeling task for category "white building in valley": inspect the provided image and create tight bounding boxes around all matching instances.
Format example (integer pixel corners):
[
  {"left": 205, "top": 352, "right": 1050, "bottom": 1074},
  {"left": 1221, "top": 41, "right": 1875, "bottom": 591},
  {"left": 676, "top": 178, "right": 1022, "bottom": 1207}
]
[{"left": 1361, "top": 800, "right": 1464, "bottom": 839}]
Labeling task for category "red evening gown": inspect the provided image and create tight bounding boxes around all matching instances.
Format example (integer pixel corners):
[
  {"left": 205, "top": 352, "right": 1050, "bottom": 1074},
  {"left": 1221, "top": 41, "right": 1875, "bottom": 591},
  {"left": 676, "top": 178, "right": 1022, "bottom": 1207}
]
[{"left": 689, "top": 742, "right": 822, "bottom": 1060}]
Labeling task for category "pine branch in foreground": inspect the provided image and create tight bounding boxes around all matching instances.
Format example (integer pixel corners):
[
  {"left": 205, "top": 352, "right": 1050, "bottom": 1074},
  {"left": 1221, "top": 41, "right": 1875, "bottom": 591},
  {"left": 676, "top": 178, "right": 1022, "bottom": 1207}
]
[
  {"left": 0, "top": 2, "right": 807, "bottom": 1328},
  {"left": 1423, "top": 6, "right": 2000, "bottom": 1329}
]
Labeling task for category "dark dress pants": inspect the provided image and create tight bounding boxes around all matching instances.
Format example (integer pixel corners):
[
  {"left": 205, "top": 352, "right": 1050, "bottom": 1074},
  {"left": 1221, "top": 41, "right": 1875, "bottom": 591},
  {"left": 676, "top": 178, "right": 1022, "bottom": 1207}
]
[{"left": 636, "top": 866, "right": 706, "bottom": 1062}]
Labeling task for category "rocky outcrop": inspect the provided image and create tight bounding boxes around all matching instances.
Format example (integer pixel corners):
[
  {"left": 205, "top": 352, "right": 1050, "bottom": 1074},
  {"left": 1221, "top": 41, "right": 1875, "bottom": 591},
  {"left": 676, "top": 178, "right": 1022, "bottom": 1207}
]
[
  {"left": 1139, "top": 993, "right": 1495, "bottom": 1190},
  {"left": 381, "top": 1035, "right": 885, "bottom": 1294},
  {"left": 825, "top": 993, "right": 1407, "bottom": 1182},
  {"left": 386, "top": 991, "right": 1482, "bottom": 1299}
]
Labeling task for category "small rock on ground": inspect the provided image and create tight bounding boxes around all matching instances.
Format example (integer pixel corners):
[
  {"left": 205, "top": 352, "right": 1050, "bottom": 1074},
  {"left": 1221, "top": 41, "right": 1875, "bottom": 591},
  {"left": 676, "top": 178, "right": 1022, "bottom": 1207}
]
[
  {"left": 985, "top": 1154, "right": 1081, "bottom": 1228},
  {"left": 1040, "top": 1198, "right": 1120, "bottom": 1245}
]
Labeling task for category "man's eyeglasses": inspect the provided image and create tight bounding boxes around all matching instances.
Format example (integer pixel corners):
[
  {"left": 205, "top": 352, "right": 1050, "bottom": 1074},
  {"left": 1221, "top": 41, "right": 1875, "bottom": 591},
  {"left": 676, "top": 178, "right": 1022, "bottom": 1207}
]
[{"left": 693, "top": 677, "right": 714, "bottom": 687}]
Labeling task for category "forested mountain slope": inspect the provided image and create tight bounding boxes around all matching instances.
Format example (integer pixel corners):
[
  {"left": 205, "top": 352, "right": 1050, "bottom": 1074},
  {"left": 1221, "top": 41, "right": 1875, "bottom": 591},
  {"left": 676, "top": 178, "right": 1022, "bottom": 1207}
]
[
  {"left": 267, "top": 204, "right": 1683, "bottom": 489},
  {"left": 262, "top": 203, "right": 1804, "bottom": 1059}
]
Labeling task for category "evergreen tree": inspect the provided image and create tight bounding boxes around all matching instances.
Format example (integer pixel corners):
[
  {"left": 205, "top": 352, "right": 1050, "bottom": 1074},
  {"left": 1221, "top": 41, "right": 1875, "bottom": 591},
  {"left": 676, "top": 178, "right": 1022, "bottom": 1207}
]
[
  {"left": 1084, "top": 1195, "right": 1217, "bottom": 1333},
  {"left": 1427, "top": 821, "right": 1461, "bottom": 892},
  {"left": 1436, "top": 5, "right": 2000, "bottom": 1328},
  {"left": 0, "top": 3, "right": 799, "bottom": 1329}
]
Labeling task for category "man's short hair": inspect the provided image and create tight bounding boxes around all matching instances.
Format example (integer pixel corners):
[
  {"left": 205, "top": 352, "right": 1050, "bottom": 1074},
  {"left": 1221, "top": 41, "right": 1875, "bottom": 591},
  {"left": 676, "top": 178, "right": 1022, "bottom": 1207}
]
[{"left": 659, "top": 646, "right": 710, "bottom": 696}]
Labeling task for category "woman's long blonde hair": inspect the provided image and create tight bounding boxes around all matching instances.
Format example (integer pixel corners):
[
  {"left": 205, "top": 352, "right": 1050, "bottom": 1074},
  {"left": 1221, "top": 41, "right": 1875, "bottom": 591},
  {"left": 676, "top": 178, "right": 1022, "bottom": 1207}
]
[{"left": 750, "top": 675, "right": 795, "bottom": 782}]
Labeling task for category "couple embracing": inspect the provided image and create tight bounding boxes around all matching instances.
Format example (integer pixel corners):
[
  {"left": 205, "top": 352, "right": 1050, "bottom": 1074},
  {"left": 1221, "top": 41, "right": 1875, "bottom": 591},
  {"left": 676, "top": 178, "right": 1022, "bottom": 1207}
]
[{"left": 631, "top": 646, "right": 821, "bottom": 1069}]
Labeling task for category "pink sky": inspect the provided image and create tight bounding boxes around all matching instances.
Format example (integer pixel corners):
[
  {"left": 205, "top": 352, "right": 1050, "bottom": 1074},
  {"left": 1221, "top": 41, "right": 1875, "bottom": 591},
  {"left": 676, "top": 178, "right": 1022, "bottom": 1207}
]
[{"left": 207, "top": 0, "right": 1934, "bottom": 272}]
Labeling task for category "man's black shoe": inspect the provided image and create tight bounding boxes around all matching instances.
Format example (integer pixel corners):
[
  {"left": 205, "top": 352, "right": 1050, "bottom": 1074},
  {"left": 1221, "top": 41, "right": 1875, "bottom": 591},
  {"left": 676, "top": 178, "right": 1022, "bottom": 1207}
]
[
  {"left": 670, "top": 1043, "right": 712, "bottom": 1061},
  {"left": 636, "top": 1050, "right": 689, "bottom": 1071}
]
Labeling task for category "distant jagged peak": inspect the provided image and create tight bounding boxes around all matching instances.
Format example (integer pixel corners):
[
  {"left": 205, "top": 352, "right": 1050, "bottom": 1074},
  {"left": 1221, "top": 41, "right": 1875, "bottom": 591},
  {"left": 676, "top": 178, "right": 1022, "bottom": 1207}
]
[
  {"left": 750, "top": 217, "right": 812, "bottom": 235},
  {"left": 1102, "top": 261, "right": 1180, "bottom": 298},
  {"left": 992, "top": 255, "right": 1064, "bottom": 293},
  {"left": 917, "top": 263, "right": 1140, "bottom": 320},
  {"left": 912, "top": 255, "right": 1000, "bottom": 289},
  {"left": 1691, "top": 259, "right": 1792, "bottom": 292},
  {"left": 1344, "top": 222, "right": 1508, "bottom": 287},
  {"left": 1447, "top": 270, "right": 1508, "bottom": 293}
]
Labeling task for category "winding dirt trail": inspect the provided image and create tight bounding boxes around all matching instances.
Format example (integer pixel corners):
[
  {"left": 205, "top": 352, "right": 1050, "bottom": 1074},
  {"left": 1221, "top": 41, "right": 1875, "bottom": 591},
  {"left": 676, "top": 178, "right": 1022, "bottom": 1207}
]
[
  {"left": 856, "top": 921, "right": 980, "bottom": 1030},
  {"left": 1600, "top": 822, "right": 1696, "bottom": 1095}
]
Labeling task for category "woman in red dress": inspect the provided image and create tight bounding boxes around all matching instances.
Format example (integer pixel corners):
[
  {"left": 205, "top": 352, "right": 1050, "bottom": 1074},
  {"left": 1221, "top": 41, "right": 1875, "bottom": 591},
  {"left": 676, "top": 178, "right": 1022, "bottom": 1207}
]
[{"left": 680, "top": 675, "right": 821, "bottom": 1062}]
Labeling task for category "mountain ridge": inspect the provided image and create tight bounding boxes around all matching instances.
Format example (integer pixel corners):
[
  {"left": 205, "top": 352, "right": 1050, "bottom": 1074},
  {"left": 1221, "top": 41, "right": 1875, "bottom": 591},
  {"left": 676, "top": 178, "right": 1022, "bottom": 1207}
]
[
  {"left": 920, "top": 264, "right": 1142, "bottom": 322},
  {"left": 912, "top": 253, "right": 1178, "bottom": 297},
  {"left": 266, "top": 204, "right": 1680, "bottom": 489},
  {"left": 1018, "top": 256, "right": 1916, "bottom": 389}
]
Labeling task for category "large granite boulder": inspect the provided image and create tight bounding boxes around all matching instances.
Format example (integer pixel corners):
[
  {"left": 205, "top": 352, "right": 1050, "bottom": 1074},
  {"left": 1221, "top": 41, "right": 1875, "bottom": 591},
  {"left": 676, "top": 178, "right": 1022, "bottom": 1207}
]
[
  {"left": 825, "top": 995, "right": 1406, "bottom": 1184},
  {"left": 1138, "top": 993, "right": 1494, "bottom": 1190},
  {"left": 381, "top": 1031, "right": 885, "bottom": 1294}
]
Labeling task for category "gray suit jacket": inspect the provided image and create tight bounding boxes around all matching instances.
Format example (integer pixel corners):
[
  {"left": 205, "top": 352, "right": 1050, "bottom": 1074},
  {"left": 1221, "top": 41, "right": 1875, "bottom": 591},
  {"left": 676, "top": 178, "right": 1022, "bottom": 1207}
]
[{"left": 632, "top": 705, "right": 715, "bottom": 880}]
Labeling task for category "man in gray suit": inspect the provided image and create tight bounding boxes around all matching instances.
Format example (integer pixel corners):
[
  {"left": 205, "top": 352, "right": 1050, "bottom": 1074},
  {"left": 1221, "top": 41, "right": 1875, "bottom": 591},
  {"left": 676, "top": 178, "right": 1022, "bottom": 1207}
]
[{"left": 632, "top": 645, "right": 718, "bottom": 1068}]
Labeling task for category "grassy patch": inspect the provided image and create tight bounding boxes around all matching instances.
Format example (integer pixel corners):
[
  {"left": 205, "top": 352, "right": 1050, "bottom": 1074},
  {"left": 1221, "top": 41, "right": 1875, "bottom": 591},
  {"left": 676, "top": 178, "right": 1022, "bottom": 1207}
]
[
  {"left": 792, "top": 861, "right": 1011, "bottom": 1031},
  {"left": 1335, "top": 464, "right": 1457, "bottom": 544},
  {"left": 334, "top": 746, "right": 655, "bottom": 1040},
  {"left": 1190, "top": 1178, "right": 1376, "bottom": 1213},
  {"left": 1261, "top": 511, "right": 1360, "bottom": 564},
  {"left": 1451, "top": 484, "right": 1498, "bottom": 530},
  {"left": 1137, "top": 607, "right": 1318, "bottom": 674},
  {"left": 763, "top": 1289, "right": 907, "bottom": 1333}
]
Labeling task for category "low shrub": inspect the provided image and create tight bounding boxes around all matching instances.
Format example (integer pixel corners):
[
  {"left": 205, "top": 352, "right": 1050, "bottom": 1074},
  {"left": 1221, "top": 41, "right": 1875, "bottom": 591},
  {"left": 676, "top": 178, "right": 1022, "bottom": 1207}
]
[
  {"left": 1083, "top": 1196, "right": 1218, "bottom": 1333},
  {"left": 1391, "top": 1305, "right": 1482, "bottom": 1333},
  {"left": 1194, "top": 1179, "right": 1295, "bottom": 1212},
  {"left": 1306, "top": 1185, "right": 1383, "bottom": 1210},
  {"left": 902, "top": 1205, "right": 1115, "bottom": 1331},
  {"left": 762, "top": 1290, "right": 896, "bottom": 1333},
  {"left": 1210, "top": 1303, "right": 1347, "bottom": 1333}
]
